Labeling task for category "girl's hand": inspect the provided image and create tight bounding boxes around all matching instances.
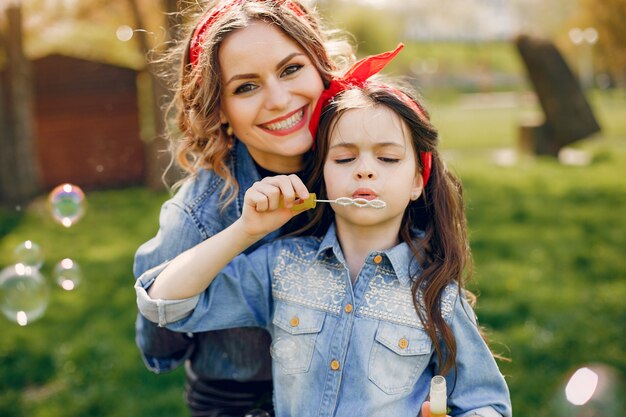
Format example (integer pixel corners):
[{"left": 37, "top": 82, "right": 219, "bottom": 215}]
[
  {"left": 240, "top": 174, "right": 310, "bottom": 239},
  {"left": 420, "top": 401, "right": 451, "bottom": 417}
]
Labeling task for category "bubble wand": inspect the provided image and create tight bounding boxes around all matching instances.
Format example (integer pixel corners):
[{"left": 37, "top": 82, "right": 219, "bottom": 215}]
[{"left": 286, "top": 193, "right": 386, "bottom": 211}]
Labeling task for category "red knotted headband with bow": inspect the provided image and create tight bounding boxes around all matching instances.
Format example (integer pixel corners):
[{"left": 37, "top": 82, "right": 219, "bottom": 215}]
[
  {"left": 189, "top": 0, "right": 306, "bottom": 68},
  {"left": 309, "top": 43, "right": 432, "bottom": 186}
]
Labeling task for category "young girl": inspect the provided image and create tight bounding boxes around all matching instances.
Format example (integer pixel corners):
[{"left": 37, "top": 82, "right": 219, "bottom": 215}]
[
  {"left": 136, "top": 50, "right": 512, "bottom": 417},
  {"left": 133, "top": 1, "right": 354, "bottom": 414}
]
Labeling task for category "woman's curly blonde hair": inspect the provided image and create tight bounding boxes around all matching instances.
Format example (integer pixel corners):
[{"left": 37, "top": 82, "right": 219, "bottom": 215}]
[{"left": 159, "top": 0, "right": 354, "bottom": 206}]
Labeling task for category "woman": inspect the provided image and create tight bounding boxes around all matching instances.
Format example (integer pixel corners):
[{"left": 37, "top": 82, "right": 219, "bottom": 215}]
[{"left": 133, "top": 1, "right": 354, "bottom": 416}]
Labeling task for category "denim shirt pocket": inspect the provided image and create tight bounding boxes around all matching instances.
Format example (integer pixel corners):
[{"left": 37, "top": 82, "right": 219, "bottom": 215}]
[
  {"left": 368, "top": 321, "right": 433, "bottom": 395},
  {"left": 272, "top": 303, "right": 326, "bottom": 375}
]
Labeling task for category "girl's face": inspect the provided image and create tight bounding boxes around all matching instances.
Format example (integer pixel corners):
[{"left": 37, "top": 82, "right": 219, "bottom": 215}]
[
  {"left": 218, "top": 20, "right": 324, "bottom": 173},
  {"left": 323, "top": 105, "right": 423, "bottom": 233}
]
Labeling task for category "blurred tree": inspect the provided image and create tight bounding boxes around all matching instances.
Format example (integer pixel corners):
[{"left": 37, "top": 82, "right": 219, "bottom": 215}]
[
  {"left": 317, "top": 0, "right": 401, "bottom": 56},
  {"left": 0, "top": 4, "right": 41, "bottom": 206},
  {"left": 579, "top": 0, "right": 626, "bottom": 87},
  {"left": 129, "top": 0, "right": 183, "bottom": 190}
]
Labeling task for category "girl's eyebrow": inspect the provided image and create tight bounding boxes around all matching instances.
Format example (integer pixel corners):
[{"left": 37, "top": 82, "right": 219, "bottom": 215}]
[
  {"left": 329, "top": 141, "right": 406, "bottom": 150},
  {"left": 224, "top": 52, "right": 304, "bottom": 86}
]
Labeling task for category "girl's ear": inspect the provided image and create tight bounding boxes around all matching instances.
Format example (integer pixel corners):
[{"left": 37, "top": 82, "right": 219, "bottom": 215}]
[{"left": 410, "top": 172, "right": 424, "bottom": 201}]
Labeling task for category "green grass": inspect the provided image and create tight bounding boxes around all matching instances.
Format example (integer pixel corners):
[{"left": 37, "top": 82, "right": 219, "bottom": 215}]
[{"left": 1, "top": 91, "right": 625, "bottom": 416}]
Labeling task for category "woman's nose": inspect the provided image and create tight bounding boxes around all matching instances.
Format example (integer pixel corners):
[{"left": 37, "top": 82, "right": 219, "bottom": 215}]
[{"left": 264, "top": 79, "right": 290, "bottom": 110}]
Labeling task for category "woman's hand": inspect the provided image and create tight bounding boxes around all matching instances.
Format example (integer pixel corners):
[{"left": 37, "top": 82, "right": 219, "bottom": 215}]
[{"left": 240, "top": 174, "right": 310, "bottom": 239}]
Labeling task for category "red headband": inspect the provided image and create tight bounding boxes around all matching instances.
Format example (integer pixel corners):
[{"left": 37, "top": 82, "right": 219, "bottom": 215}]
[
  {"left": 309, "top": 43, "right": 433, "bottom": 186},
  {"left": 189, "top": 0, "right": 306, "bottom": 68}
]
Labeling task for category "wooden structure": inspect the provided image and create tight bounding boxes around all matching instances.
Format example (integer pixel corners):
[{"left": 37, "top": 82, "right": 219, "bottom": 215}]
[
  {"left": 516, "top": 35, "right": 601, "bottom": 156},
  {"left": 32, "top": 55, "right": 145, "bottom": 189}
]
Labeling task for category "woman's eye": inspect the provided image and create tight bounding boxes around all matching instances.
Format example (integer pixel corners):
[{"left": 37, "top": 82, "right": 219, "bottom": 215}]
[
  {"left": 234, "top": 83, "right": 258, "bottom": 95},
  {"left": 281, "top": 64, "right": 303, "bottom": 77}
]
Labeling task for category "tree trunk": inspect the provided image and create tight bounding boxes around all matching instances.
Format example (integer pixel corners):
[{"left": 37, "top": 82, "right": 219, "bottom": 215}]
[
  {"left": 128, "top": 0, "right": 183, "bottom": 191},
  {"left": 0, "top": 6, "right": 41, "bottom": 206}
]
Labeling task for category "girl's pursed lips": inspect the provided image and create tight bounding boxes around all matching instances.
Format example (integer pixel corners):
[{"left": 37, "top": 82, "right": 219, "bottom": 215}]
[{"left": 352, "top": 188, "right": 378, "bottom": 200}]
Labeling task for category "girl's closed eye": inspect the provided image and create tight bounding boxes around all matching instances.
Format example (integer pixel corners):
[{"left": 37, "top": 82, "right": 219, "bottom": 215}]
[{"left": 378, "top": 156, "right": 400, "bottom": 163}]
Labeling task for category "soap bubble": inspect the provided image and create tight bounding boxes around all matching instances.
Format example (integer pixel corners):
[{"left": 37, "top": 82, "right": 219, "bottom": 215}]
[
  {"left": 270, "top": 337, "right": 298, "bottom": 361},
  {"left": 13, "top": 240, "right": 44, "bottom": 269},
  {"left": 244, "top": 410, "right": 271, "bottom": 417},
  {"left": 0, "top": 264, "right": 50, "bottom": 326},
  {"left": 48, "top": 183, "right": 86, "bottom": 227},
  {"left": 552, "top": 363, "right": 626, "bottom": 417},
  {"left": 53, "top": 258, "right": 82, "bottom": 291}
]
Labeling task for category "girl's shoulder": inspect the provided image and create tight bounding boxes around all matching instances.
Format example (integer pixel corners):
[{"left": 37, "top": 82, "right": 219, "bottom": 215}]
[{"left": 270, "top": 235, "right": 325, "bottom": 255}]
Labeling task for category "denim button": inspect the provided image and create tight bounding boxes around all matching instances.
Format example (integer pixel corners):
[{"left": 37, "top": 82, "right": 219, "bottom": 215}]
[
  {"left": 398, "top": 338, "right": 409, "bottom": 349},
  {"left": 344, "top": 304, "right": 353, "bottom": 314},
  {"left": 373, "top": 255, "right": 383, "bottom": 264},
  {"left": 330, "top": 359, "right": 340, "bottom": 370}
]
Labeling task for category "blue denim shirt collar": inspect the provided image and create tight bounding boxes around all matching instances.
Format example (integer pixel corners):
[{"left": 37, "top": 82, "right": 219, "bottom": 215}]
[
  {"left": 316, "top": 223, "right": 422, "bottom": 287},
  {"left": 234, "top": 139, "right": 262, "bottom": 216}
]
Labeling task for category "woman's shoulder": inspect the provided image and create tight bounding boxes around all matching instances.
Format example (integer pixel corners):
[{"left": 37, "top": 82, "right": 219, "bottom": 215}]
[{"left": 173, "top": 169, "right": 225, "bottom": 208}]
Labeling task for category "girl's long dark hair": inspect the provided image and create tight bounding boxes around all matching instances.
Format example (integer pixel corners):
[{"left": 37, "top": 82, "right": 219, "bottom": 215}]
[{"left": 299, "top": 82, "right": 472, "bottom": 376}]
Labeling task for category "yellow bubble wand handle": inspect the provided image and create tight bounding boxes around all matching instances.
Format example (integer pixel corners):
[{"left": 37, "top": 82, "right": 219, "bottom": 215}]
[{"left": 279, "top": 193, "right": 318, "bottom": 211}]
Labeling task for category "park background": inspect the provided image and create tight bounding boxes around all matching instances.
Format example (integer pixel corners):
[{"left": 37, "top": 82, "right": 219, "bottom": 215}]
[{"left": 1, "top": 0, "right": 625, "bottom": 416}]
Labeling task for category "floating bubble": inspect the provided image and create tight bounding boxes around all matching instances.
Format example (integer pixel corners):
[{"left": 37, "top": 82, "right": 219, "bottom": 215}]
[
  {"left": 13, "top": 240, "right": 44, "bottom": 269},
  {"left": 270, "top": 337, "right": 298, "bottom": 361},
  {"left": 566, "top": 367, "right": 598, "bottom": 406},
  {"left": 552, "top": 363, "right": 626, "bottom": 417},
  {"left": 53, "top": 258, "right": 82, "bottom": 291},
  {"left": 0, "top": 264, "right": 50, "bottom": 326},
  {"left": 48, "top": 183, "right": 86, "bottom": 227},
  {"left": 244, "top": 410, "right": 271, "bottom": 417}
]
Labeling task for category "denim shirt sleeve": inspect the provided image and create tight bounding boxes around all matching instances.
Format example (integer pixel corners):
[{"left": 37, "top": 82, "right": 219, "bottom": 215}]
[
  {"left": 133, "top": 199, "right": 206, "bottom": 373},
  {"left": 445, "top": 294, "right": 512, "bottom": 417},
  {"left": 136, "top": 242, "right": 275, "bottom": 333}
]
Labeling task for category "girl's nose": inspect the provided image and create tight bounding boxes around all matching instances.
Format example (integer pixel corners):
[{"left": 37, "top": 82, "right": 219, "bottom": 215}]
[{"left": 354, "top": 160, "right": 376, "bottom": 180}]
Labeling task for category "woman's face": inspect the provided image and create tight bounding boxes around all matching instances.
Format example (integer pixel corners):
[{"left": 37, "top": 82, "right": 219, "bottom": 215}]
[{"left": 218, "top": 20, "right": 324, "bottom": 173}]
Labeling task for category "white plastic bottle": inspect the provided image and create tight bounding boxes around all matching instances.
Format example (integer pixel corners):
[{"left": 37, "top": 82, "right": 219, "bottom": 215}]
[{"left": 430, "top": 375, "right": 447, "bottom": 417}]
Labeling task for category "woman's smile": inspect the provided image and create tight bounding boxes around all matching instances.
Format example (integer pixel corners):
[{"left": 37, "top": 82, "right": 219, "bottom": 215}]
[{"left": 259, "top": 106, "right": 306, "bottom": 135}]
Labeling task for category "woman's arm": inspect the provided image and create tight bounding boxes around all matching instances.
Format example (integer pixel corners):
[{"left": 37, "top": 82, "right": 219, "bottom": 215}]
[{"left": 147, "top": 174, "right": 310, "bottom": 301}]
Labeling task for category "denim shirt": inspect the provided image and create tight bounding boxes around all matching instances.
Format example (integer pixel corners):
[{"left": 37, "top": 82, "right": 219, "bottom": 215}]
[
  {"left": 136, "top": 224, "right": 512, "bottom": 417},
  {"left": 133, "top": 140, "right": 280, "bottom": 380}
]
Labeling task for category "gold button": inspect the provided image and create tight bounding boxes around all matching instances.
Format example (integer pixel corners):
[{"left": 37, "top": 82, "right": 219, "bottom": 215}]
[
  {"left": 330, "top": 359, "right": 340, "bottom": 370},
  {"left": 373, "top": 255, "right": 383, "bottom": 264},
  {"left": 289, "top": 316, "right": 299, "bottom": 327},
  {"left": 398, "top": 338, "right": 409, "bottom": 349},
  {"left": 344, "top": 304, "right": 353, "bottom": 314}
]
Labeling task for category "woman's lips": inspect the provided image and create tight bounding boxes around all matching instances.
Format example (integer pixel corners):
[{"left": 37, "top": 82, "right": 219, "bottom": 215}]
[{"left": 259, "top": 106, "right": 307, "bottom": 137}]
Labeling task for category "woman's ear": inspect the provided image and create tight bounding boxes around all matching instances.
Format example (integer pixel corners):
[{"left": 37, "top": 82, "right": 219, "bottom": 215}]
[{"left": 219, "top": 110, "right": 228, "bottom": 125}]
